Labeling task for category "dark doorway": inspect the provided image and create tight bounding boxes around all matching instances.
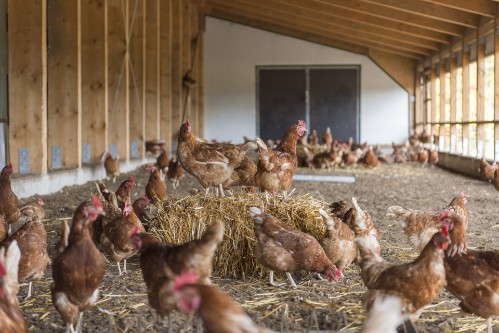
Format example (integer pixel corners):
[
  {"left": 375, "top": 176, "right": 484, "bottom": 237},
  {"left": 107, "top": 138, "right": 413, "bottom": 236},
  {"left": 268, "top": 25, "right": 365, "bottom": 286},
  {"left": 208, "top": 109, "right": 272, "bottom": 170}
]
[{"left": 257, "top": 66, "right": 360, "bottom": 142}]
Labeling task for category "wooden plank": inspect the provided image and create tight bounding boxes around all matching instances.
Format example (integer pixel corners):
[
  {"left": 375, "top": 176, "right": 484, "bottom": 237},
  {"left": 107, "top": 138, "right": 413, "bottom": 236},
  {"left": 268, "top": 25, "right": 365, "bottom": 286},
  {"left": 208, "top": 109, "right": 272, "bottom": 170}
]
[
  {"left": 107, "top": 0, "right": 127, "bottom": 159},
  {"left": 421, "top": 0, "right": 495, "bottom": 18},
  {"left": 160, "top": 0, "right": 172, "bottom": 149},
  {"left": 197, "top": 27, "right": 204, "bottom": 137},
  {"left": 47, "top": 0, "right": 79, "bottom": 170},
  {"left": 362, "top": 0, "right": 480, "bottom": 28},
  {"left": 128, "top": 0, "right": 144, "bottom": 159},
  {"left": 449, "top": 56, "right": 457, "bottom": 152},
  {"left": 171, "top": 0, "right": 183, "bottom": 151},
  {"left": 462, "top": 43, "right": 470, "bottom": 155},
  {"left": 8, "top": 0, "right": 48, "bottom": 174},
  {"left": 476, "top": 37, "right": 485, "bottom": 157},
  {"left": 414, "top": 72, "right": 422, "bottom": 127},
  {"left": 189, "top": 6, "right": 199, "bottom": 134},
  {"left": 82, "top": 0, "right": 106, "bottom": 164},
  {"left": 209, "top": 0, "right": 433, "bottom": 56},
  {"left": 267, "top": 0, "right": 451, "bottom": 44},
  {"left": 495, "top": 15, "right": 499, "bottom": 160},
  {"left": 207, "top": 8, "right": 424, "bottom": 60},
  {"left": 145, "top": 0, "right": 159, "bottom": 141}
]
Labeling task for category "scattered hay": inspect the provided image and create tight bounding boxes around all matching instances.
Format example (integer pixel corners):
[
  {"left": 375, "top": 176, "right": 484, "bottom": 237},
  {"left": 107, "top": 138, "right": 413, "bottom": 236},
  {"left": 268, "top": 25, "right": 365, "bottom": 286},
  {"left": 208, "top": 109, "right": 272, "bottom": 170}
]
[{"left": 150, "top": 192, "right": 328, "bottom": 278}]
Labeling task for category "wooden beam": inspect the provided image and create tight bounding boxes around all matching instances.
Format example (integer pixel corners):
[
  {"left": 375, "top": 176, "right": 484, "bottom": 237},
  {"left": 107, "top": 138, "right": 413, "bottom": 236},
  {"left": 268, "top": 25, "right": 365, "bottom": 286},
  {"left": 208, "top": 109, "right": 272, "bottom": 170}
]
[
  {"left": 182, "top": 2, "right": 191, "bottom": 124},
  {"left": 128, "top": 0, "right": 144, "bottom": 159},
  {"left": 8, "top": 0, "right": 48, "bottom": 174},
  {"left": 495, "top": 12, "right": 499, "bottom": 159},
  {"left": 171, "top": 0, "right": 183, "bottom": 151},
  {"left": 160, "top": 0, "right": 172, "bottom": 149},
  {"left": 421, "top": 0, "right": 495, "bottom": 18},
  {"left": 449, "top": 56, "right": 457, "bottom": 152},
  {"left": 208, "top": 0, "right": 440, "bottom": 51},
  {"left": 82, "top": 0, "right": 106, "bottom": 164},
  {"left": 190, "top": 5, "right": 200, "bottom": 135},
  {"left": 145, "top": 0, "right": 159, "bottom": 142},
  {"left": 367, "top": 49, "right": 417, "bottom": 94},
  {"left": 324, "top": 0, "right": 465, "bottom": 36},
  {"left": 107, "top": 0, "right": 127, "bottom": 159},
  {"left": 197, "top": 28, "right": 205, "bottom": 137},
  {"left": 47, "top": 0, "right": 80, "bottom": 170},
  {"left": 476, "top": 35, "right": 485, "bottom": 157},
  {"left": 462, "top": 43, "right": 470, "bottom": 155},
  {"left": 206, "top": 7, "right": 425, "bottom": 59},
  {"left": 361, "top": 0, "right": 480, "bottom": 28}
]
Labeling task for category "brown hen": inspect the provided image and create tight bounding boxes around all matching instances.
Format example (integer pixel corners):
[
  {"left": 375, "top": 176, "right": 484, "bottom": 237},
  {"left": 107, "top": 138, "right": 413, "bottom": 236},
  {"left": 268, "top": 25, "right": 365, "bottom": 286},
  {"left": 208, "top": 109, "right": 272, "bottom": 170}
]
[
  {"left": 102, "top": 152, "right": 120, "bottom": 183},
  {"left": 145, "top": 163, "right": 167, "bottom": 202},
  {"left": 0, "top": 163, "right": 20, "bottom": 235},
  {"left": 248, "top": 207, "right": 338, "bottom": 287},
  {"left": 166, "top": 156, "right": 185, "bottom": 189}
]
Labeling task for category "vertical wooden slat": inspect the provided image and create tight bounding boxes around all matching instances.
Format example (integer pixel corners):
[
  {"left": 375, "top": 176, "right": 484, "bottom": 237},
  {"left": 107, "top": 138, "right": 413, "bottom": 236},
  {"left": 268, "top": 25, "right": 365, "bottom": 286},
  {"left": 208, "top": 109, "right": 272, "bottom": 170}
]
[
  {"left": 125, "top": 0, "right": 130, "bottom": 160},
  {"left": 128, "top": 0, "right": 144, "bottom": 159},
  {"left": 82, "top": 0, "right": 106, "bottom": 164},
  {"left": 107, "top": 0, "right": 127, "bottom": 159},
  {"left": 197, "top": 28, "right": 204, "bottom": 137},
  {"left": 156, "top": 0, "right": 161, "bottom": 143},
  {"left": 171, "top": 0, "right": 183, "bottom": 151},
  {"left": 462, "top": 44, "right": 470, "bottom": 156},
  {"left": 145, "top": 0, "right": 159, "bottom": 140},
  {"left": 47, "top": 0, "right": 79, "bottom": 170},
  {"left": 430, "top": 63, "right": 438, "bottom": 138},
  {"left": 439, "top": 59, "right": 446, "bottom": 148},
  {"left": 414, "top": 72, "right": 421, "bottom": 129},
  {"left": 8, "top": 0, "right": 47, "bottom": 174},
  {"left": 104, "top": 0, "right": 109, "bottom": 151},
  {"left": 181, "top": 2, "right": 191, "bottom": 125},
  {"left": 495, "top": 12, "right": 499, "bottom": 160},
  {"left": 190, "top": 5, "right": 199, "bottom": 134},
  {"left": 160, "top": 0, "right": 172, "bottom": 150}
]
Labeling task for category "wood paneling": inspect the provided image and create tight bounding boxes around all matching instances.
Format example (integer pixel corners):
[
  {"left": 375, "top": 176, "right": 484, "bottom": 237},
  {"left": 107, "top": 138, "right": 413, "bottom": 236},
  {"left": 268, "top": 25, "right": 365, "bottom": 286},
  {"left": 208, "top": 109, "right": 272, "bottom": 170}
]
[
  {"left": 171, "top": 0, "right": 182, "bottom": 150},
  {"left": 82, "top": 0, "right": 106, "bottom": 164},
  {"left": 48, "top": 0, "right": 79, "bottom": 170},
  {"left": 8, "top": 0, "right": 48, "bottom": 174},
  {"left": 160, "top": 0, "right": 172, "bottom": 149},
  {"left": 145, "top": 0, "right": 159, "bottom": 141}
]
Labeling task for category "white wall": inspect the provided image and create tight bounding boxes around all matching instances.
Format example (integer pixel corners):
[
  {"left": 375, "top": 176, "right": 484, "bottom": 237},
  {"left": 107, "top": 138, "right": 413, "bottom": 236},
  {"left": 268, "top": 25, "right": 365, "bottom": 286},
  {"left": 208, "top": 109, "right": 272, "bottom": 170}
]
[{"left": 204, "top": 17, "right": 409, "bottom": 145}]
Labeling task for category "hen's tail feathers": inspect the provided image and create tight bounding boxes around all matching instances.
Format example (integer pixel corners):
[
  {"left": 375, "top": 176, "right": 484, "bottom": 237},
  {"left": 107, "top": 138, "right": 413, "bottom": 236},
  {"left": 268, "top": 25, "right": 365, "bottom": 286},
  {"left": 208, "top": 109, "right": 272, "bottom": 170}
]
[
  {"left": 362, "top": 296, "right": 406, "bottom": 333},
  {"left": 256, "top": 138, "right": 268, "bottom": 152},
  {"left": 319, "top": 209, "right": 336, "bottom": 230},
  {"left": 351, "top": 197, "right": 363, "bottom": 214},
  {"left": 1, "top": 240, "right": 21, "bottom": 298},
  {"left": 53, "top": 221, "right": 70, "bottom": 259},
  {"left": 248, "top": 207, "right": 264, "bottom": 224},
  {"left": 386, "top": 206, "right": 410, "bottom": 228},
  {"left": 351, "top": 197, "right": 368, "bottom": 232},
  {"left": 355, "top": 237, "right": 385, "bottom": 269},
  {"left": 243, "top": 141, "right": 258, "bottom": 151}
]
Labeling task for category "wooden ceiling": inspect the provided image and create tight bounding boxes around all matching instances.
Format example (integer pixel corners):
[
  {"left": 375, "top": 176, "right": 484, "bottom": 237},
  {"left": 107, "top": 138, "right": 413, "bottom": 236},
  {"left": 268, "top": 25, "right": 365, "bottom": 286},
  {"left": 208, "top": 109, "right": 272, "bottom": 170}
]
[{"left": 200, "top": 0, "right": 497, "bottom": 62}]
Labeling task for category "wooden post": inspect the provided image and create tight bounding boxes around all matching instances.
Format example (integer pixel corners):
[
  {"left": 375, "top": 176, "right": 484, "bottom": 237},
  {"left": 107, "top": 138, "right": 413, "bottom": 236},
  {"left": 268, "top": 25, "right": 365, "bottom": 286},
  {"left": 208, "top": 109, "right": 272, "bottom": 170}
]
[
  {"left": 128, "top": 0, "right": 144, "bottom": 160},
  {"left": 449, "top": 56, "right": 457, "bottom": 153},
  {"left": 197, "top": 29, "right": 205, "bottom": 137},
  {"left": 82, "top": 0, "right": 106, "bottom": 164},
  {"left": 107, "top": 0, "right": 127, "bottom": 160},
  {"left": 145, "top": 0, "right": 159, "bottom": 141},
  {"left": 8, "top": 0, "right": 48, "bottom": 174},
  {"left": 160, "top": 0, "right": 172, "bottom": 151},
  {"left": 171, "top": 0, "right": 183, "bottom": 151},
  {"left": 189, "top": 5, "right": 199, "bottom": 134},
  {"left": 476, "top": 36, "right": 485, "bottom": 158},
  {"left": 182, "top": 2, "right": 191, "bottom": 124},
  {"left": 495, "top": 12, "right": 499, "bottom": 160},
  {"left": 439, "top": 58, "right": 446, "bottom": 149},
  {"left": 414, "top": 70, "right": 421, "bottom": 131},
  {"left": 47, "top": 0, "right": 80, "bottom": 170},
  {"left": 462, "top": 44, "right": 470, "bottom": 156},
  {"left": 125, "top": 0, "right": 130, "bottom": 160},
  {"left": 430, "top": 63, "right": 438, "bottom": 138}
]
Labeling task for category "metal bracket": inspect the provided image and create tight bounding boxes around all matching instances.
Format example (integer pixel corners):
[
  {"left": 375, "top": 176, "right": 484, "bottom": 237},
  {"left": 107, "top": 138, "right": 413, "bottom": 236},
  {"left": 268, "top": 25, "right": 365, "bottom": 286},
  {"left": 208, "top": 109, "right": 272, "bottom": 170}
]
[
  {"left": 110, "top": 144, "right": 118, "bottom": 160},
  {"left": 82, "top": 144, "right": 91, "bottom": 164},
  {"left": 18, "top": 148, "right": 30, "bottom": 174},
  {"left": 51, "top": 146, "right": 62, "bottom": 170},
  {"left": 131, "top": 140, "right": 139, "bottom": 159}
]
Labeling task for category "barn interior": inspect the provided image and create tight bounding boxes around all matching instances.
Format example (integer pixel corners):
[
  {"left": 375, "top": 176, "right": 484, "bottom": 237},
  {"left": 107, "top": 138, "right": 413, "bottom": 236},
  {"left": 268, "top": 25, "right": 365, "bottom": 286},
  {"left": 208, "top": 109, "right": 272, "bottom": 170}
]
[{"left": 1, "top": 1, "right": 499, "bottom": 333}]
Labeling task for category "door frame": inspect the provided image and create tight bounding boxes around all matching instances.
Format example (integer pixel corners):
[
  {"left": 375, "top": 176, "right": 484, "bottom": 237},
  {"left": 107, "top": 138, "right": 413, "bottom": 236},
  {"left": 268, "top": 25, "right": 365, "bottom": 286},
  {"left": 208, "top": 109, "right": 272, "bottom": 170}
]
[{"left": 256, "top": 65, "right": 361, "bottom": 141}]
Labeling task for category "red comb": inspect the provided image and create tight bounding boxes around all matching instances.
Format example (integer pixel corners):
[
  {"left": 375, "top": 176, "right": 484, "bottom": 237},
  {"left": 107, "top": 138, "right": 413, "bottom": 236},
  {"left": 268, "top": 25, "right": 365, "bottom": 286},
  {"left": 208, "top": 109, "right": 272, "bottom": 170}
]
[
  {"left": 128, "top": 176, "right": 135, "bottom": 184},
  {"left": 130, "top": 225, "right": 141, "bottom": 238},
  {"left": 442, "top": 224, "right": 449, "bottom": 237},
  {"left": 142, "top": 195, "right": 150, "bottom": 203},
  {"left": 460, "top": 191, "right": 466, "bottom": 198},
  {"left": 174, "top": 271, "right": 199, "bottom": 292},
  {"left": 0, "top": 262, "right": 5, "bottom": 277},
  {"left": 298, "top": 120, "right": 306, "bottom": 127},
  {"left": 91, "top": 195, "right": 102, "bottom": 209}
]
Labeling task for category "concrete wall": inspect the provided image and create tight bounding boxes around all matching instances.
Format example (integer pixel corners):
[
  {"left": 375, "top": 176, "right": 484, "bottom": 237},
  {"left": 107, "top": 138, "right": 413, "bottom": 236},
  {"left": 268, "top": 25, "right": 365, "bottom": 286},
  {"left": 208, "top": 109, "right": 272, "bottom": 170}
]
[{"left": 204, "top": 17, "right": 409, "bottom": 144}]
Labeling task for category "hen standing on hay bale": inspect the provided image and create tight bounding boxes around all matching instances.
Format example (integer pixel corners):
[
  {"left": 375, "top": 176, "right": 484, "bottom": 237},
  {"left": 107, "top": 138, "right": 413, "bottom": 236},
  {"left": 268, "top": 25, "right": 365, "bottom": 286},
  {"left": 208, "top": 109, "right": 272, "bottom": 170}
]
[
  {"left": 255, "top": 120, "right": 307, "bottom": 202},
  {"left": 173, "top": 271, "right": 275, "bottom": 333},
  {"left": 145, "top": 163, "right": 168, "bottom": 202},
  {"left": 177, "top": 119, "right": 257, "bottom": 200},
  {"left": 130, "top": 220, "right": 224, "bottom": 332},
  {"left": 248, "top": 207, "right": 338, "bottom": 287},
  {"left": 222, "top": 155, "right": 257, "bottom": 192}
]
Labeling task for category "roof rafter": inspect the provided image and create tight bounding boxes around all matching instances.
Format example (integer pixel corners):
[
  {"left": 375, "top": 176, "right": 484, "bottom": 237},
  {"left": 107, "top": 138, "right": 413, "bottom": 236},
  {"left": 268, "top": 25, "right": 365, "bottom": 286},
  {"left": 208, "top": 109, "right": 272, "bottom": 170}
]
[
  {"left": 204, "top": 5, "right": 424, "bottom": 59},
  {"left": 419, "top": 0, "right": 495, "bottom": 18},
  {"left": 361, "top": 0, "right": 480, "bottom": 28}
]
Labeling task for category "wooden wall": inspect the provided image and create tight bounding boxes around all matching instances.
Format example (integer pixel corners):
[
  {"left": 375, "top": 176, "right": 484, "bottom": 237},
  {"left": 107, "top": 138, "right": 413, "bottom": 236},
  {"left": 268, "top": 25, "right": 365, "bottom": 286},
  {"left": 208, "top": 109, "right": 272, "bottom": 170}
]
[{"left": 7, "top": 0, "right": 204, "bottom": 174}]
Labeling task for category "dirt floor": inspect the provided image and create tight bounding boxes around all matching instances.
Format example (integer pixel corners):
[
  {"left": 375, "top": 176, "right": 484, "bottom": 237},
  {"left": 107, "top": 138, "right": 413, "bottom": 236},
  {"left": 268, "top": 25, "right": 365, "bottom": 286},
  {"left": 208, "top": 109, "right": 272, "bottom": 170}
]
[{"left": 14, "top": 162, "right": 499, "bottom": 332}]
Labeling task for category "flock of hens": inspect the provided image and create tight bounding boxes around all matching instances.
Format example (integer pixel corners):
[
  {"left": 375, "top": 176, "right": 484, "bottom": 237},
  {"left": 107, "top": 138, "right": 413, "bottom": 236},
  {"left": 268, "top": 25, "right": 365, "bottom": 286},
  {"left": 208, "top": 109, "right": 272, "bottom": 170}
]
[{"left": 0, "top": 119, "right": 497, "bottom": 333}]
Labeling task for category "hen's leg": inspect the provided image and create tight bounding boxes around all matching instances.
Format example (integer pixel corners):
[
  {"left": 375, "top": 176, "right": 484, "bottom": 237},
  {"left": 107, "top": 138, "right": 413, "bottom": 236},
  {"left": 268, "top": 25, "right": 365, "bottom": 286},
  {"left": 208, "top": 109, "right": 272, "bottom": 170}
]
[
  {"left": 285, "top": 272, "right": 297, "bottom": 288},
  {"left": 112, "top": 176, "right": 116, "bottom": 183},
  {"left": 66, "top": 324, "right": 76, "bottom": 333},
  {"left": 123, "top": 259, "right": 127, "bottom": 273},
  {"left": 487, "top": 317, "right": 492, "bottom": 333},
  {"left": 8, "top": 224, "right": 11, "bottom": 235},
  {"left": 117, "top": 261, "right": 122, "bottom": 276},
  {"left": 204, "top": 188, "right": 210, "bottom": 200},
  {"left": 76, "top": 312, "right": 84, "bottom": 333},
  {"left": 265, "top": 191, "right": 269, "bottom": 204},
  {"left": 25, "top": 281, "right": 33, "bottom": 300},
  {"left": 219, "top": 184, "right": 225, "bottom": 197},
  {"left": 268, "top": 270, "right": 278, "bottom": 286},
  {"left": 168, "top": 312, "right": 173, "bottom": 333}
]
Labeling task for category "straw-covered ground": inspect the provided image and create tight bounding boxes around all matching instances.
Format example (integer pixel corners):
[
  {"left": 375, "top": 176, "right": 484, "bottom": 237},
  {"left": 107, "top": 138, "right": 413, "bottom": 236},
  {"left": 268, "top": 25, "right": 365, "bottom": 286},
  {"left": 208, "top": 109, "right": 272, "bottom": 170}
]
[{"left": 13, "top": 162, "right": 499, "bottom": 332}]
